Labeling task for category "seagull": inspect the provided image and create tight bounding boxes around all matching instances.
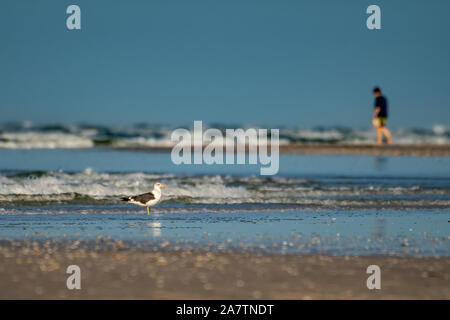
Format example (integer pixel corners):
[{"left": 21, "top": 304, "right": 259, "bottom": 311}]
[{"left": 121, "top": 182, "right": 166, "bottom": 215}]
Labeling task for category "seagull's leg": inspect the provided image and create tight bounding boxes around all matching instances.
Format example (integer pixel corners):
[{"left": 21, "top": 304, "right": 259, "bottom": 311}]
[{"left": 147, "top": 206, "right": 150, "bottom": 215}]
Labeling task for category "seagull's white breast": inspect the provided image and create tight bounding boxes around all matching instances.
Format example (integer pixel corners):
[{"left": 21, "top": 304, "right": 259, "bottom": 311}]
[{"left": 147, "top": 188, "right": 162, "bottom": 206}]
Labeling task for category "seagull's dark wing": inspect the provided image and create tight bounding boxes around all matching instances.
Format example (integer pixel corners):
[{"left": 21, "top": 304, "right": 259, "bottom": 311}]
[{"left": 130, "top": 192, "right": 156, "bottom": 204}]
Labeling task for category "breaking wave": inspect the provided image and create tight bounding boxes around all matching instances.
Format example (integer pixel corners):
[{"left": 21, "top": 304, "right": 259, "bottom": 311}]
[
  {"left": 1, "top": 169, "right": 449, "bottom": 209},
  {"left": 0, "top": 122, "right": 449, "bottom": 149}
]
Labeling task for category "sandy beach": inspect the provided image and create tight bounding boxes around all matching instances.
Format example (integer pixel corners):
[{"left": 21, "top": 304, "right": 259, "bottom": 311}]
[{"left": 0, "top": 241, "right": 448, "bottom": 300}]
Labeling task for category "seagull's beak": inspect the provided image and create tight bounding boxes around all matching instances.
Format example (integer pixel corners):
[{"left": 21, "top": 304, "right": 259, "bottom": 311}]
[{"left": 161, "top": 185, "right": 166, "bottom": 188}]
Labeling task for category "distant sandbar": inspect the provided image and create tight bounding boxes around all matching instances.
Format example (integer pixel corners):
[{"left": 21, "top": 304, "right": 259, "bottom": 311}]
[{"left": 112, "top": 143, "right": 450, "bottom": 156}]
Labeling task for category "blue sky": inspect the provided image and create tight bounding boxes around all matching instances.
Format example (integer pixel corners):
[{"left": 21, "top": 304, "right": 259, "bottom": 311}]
[{"left": 0, "top": 0, "right": 449, "bottom": 128}]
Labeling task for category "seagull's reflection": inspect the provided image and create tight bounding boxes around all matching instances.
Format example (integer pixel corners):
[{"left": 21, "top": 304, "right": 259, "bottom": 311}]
[
  {"left": 373, "top": 219, "right": 387, "bottom": 241},
  {"left": 148, "top": 216, "right": 162, "bottom": 237}
]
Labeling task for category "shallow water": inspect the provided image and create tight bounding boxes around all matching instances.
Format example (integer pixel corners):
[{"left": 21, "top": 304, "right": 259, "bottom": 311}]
[
  {"left": 0, "top": 209, "right": 448, "bottom": 257},
  {"left": 0, "top": 149, "right": 449, "bottom": 257}
]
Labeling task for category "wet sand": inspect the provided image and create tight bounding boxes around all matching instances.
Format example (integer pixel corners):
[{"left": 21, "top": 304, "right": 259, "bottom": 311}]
[
  {"left": 114, "top": 143, "right": 450, "bottom": 156},
  {"left": 1, "top": 242, "right": 448, "bottom": 299},
  {"left": 279, "top": 143, "right": 450, "bottom": 156}
]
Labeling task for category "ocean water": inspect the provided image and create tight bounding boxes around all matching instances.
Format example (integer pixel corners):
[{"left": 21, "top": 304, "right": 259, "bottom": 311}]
[
  {"left": 0, "top": 122, "right": 449, "bottom": 148},
  {"left": 0, "top": 148, "right": 449, "bottom": 257}
]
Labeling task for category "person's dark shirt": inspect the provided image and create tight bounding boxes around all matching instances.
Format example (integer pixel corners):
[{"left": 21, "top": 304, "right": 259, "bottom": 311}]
[{"left": 375, "top": 95, "right": 388, "bottom": 118}]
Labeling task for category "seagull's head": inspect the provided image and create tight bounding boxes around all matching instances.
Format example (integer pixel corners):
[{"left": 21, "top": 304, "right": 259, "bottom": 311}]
[{"left": 154, "top": 182, "right": 166, "bottom": 190}]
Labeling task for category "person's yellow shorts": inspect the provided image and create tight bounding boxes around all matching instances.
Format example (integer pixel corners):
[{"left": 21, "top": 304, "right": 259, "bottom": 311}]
[{"left": 378, "top": 117, "right": 387, "bottom": 127}]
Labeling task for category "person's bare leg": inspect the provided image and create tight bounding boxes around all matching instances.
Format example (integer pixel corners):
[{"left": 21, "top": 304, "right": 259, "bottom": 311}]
[
  {"left": 376, "top": 127, "right": 383, "bottom": 145},
  {"left": 382, "top": 128, "right": 392, "bottom": 144}
]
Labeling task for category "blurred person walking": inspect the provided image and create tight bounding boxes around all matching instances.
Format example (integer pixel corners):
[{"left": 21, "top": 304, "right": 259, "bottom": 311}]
[{"left": 372, "top": 87, "right": 392, "bottom": 145}]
